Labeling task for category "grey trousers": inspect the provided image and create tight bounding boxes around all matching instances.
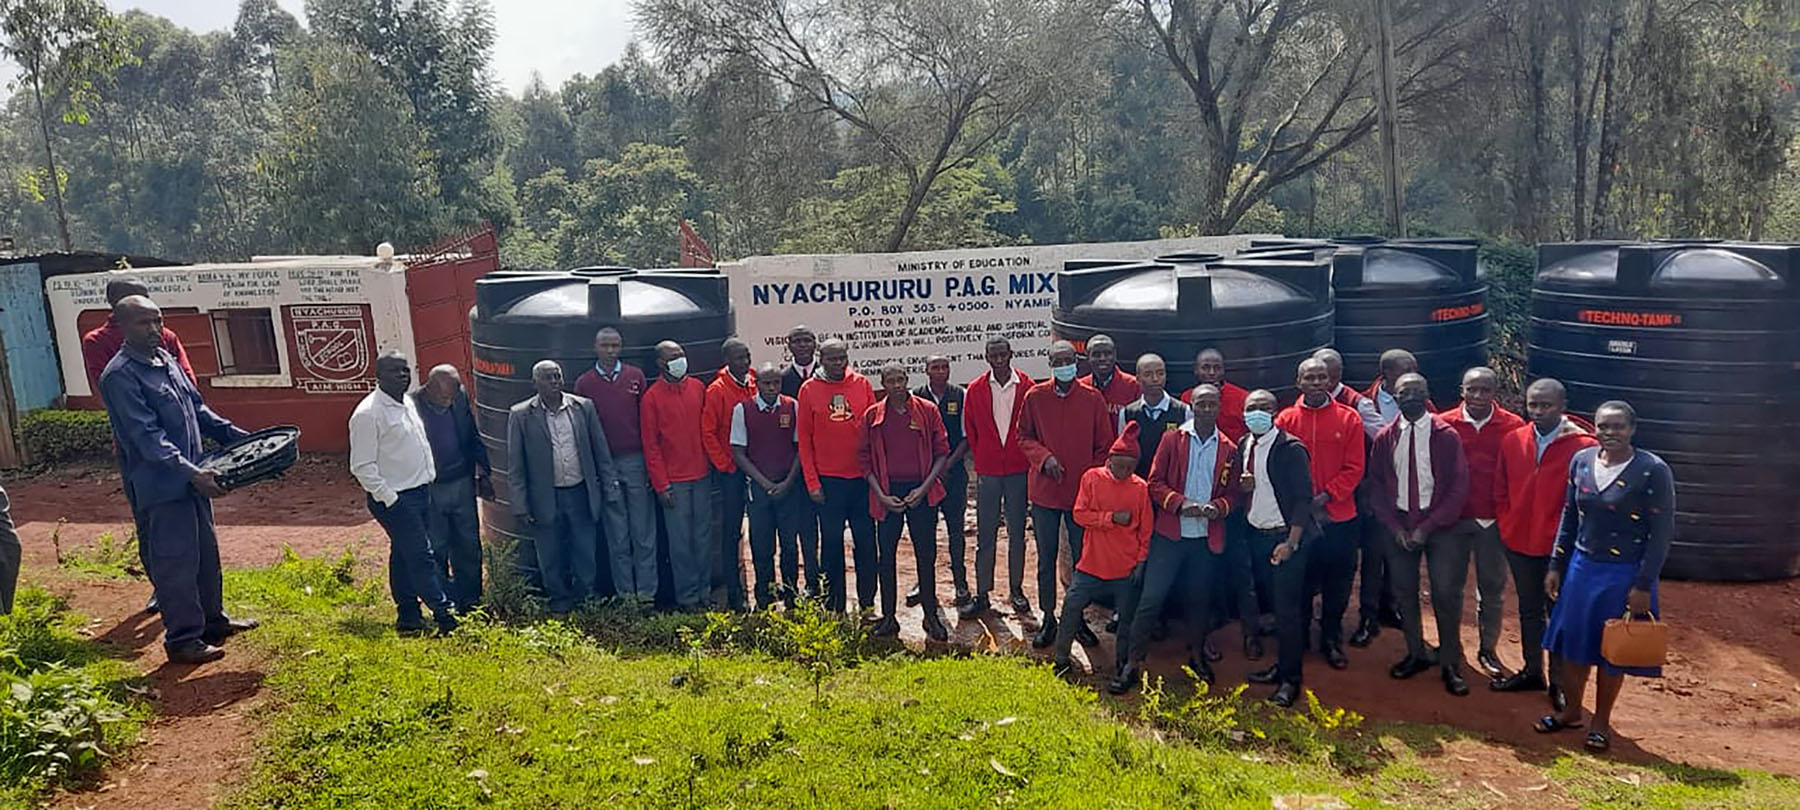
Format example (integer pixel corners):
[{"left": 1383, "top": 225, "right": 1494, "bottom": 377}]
[
  {"left": 1463, "top": 519, "right": 1510, "bottom": 655},
  {"left": 1386, "top": 519, "right": 1473, "bottom": 671},
  {"left": 974, "top": 473, "right": 1029, "bottom": 599},
  {"left": 603, "top": 453, "right": 659, "bottom": 601},
  {"left": 425, "top": 475, "right": 483, "bottom": 611},
  {"left": 0, "top": 485, "right": 19, "bottom": 614},
  {"left": 664, "top": 478, "right": 716, "bottom": 609}
]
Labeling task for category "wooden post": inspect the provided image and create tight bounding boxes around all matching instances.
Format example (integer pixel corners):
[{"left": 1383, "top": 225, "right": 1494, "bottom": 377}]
[{"left": 1373, "top": 0, "right": 1406, "bottom": 238}]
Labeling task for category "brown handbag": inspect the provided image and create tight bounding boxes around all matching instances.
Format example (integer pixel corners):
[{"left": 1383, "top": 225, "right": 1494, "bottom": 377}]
[{"left": 1601, "top": 612, "right": 1668, "bottom": 668}]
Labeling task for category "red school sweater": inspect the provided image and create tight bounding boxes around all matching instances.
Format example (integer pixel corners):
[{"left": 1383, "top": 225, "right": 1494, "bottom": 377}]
[{"left": 797, "top": 371, "right": 877, "bottom": 491}]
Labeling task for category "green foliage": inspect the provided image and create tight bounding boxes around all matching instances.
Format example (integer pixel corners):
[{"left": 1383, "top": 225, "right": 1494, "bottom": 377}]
[
  {"left": 511, "top": 142, "right": 708, "bottom": 268},
  {"left": 1479, "top": 240, "right": 1536, "bottom": 395},
  {"left": 19, "top": 408, "right": 111, "bottom": 465},
  {"left": 1133, "top": 672, "right": 1377, "bottom": 772},
  {"left": 777, "top": 158, "right": 1019, "bottom": 254},
  {"left": 1545, "top": 754, "right": 1800, "bottom": 809},
  {"left": 55, "top": 528, "right": 139, "bottom": 579}
]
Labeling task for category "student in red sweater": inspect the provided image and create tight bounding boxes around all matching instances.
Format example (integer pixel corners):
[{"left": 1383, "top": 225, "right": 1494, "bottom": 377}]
[
  {"left": 1114, "top": 384, "right": 1238, "bottom": 693},
  {"left": 1440, "top": 367, "right": 1527, "bottom": 680},
  {"left": 1311, "top": 348, "right": 1368, "bottom": 415},
  {"left": 641, "top": 341, "right": 713, "bottom": 610},
  {"left": 1276, "top": 358, "right": 1366, "bottom": 670},
  {"left": 859, "top": 363, "right": 953, "bottom": 641},
  {"left": 731, "top": 363, "right": 807, "bottom": 610},
  {"left": 1019, "top": 341, "right": 1116, "bottom": 649},
  {"left": 573, "top": 327, "right": 657, "bottom": 602},
  {"left": 1182, "top": 348, "right": 1249, "bottom": 442},
  {"left": 1053, "top": 423, "right": 1152, "bottom": 679},
  {"left": 1078, "top": 334, "right": 1140, "bottom": 420},
  {"left": 798, "top": 338, "right": 878, "bottom": 614},
  {"left": 962, "top": 336, "right": 1034, "bottom": 619},
  {"left": 701, "top": 338, "right": 757, "bottom": 610},
  {"left": 1493, "top": 377, "right": 1595, "bottom": 706}
]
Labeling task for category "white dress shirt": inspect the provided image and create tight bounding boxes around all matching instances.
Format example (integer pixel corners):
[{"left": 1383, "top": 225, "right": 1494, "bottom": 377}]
[
  {"left": 349, "top": 388, "right": 436, "bottom": 506},
  {"left": 1245, "top": 429, "right": 1285, "bottom": 530},
  {"left": 729, "top": 394, "right": 795, "bottom": 446},
  {"left": 990, "top": 372, "right": 1020, "bottom": 446},
  {"left": 1393, "top": 413, "right": 1436, "bottom": 512},
  {"left": 541, "top": 397, "right": 583, "bottom": 487}
]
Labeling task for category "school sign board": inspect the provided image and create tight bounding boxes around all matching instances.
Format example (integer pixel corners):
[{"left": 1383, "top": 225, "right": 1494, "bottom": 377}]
[{"left": 724, "top": 235, "right": 1271, "bottom": 382}]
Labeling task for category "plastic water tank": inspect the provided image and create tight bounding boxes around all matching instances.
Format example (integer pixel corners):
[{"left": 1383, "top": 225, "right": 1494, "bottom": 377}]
[
  {"left": 1527, "top": 241, "right": 1800, "bottom": 580},
  {"left": 1050, "top": 254, "right": 1335, "bottom": 399}
]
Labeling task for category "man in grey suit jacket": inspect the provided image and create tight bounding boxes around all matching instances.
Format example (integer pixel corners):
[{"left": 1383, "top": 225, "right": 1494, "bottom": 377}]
[{"left": 507, "top": 359, "right": 616, "bottom": 614}]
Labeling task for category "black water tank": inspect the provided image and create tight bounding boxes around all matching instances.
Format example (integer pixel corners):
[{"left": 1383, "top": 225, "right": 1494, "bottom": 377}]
[
  {"left": 1246, "top": 237, "right": 1489, "bottom": 392},
  {"left": 1528, "top": 241, "right": 1800, "bottom": 581},
  {"left": 1050, "top": 254, "right": 1335, "bottom": 399},
  {"left": 469, "top": 267, "right": 735, "bottom": 571}
]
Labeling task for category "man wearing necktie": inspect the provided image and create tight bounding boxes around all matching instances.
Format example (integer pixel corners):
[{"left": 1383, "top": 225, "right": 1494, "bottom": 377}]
[{"left": 1368, "top": 373, "right": 1472, "bottom": 696}]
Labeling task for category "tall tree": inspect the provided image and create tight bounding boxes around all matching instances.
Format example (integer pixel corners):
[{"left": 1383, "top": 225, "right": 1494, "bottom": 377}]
[
  {"left": 639, "top": 0, "right": 1087, "bottom": 252},
  {"left": 0, "top": 0, "right": 133, "bottom": 250}
]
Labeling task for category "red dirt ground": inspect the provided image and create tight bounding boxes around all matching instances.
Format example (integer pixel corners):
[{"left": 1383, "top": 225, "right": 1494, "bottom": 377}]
[{"left": 7, "top": 455, "right": 1796, "bottom": 808}]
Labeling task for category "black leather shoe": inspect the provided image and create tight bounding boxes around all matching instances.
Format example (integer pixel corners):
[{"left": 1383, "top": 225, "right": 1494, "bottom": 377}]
[
  {"left": 1379, "top": 607, "right": 1404, "bottom": 629},
  {"left": 1477, "top": 650, "right": 1506, "bottom": 679},
  {"left": 166, "top": 640, "right": 225, "bottom": 665},
  {"left": 922, "top": 611, "right": 950, "bottom": 643},
  {"left": 1550, "top": 682, "right": 1568, "bottom": 714},
  {"left": 1443, "top": 667, "right": 1470, "bottom": 697},
  {"left": 958, "top": 597, "right": 990, "bottom": 621},
  {"left": 1031, "top": 614, "right": 1057, "bottom": 649},
  {"left": 1009, "top": 593, "right": 1033, "bottom": 615},
  {"left": 1104, "top": 614, "right": 1120, "bottom": 634},
  {"left": 1269, "top": 682, "right": 1299, "bottom": 707},
  {"left": 1186, "top": 657, "right": 1216, "bottom": 685},
  {"left": 1243, "top": 636, "right": 1264, "bottom": 661},
  {"left": 145, "top": 594, "right": 160, "bottom": 615},
  {"left": 953, "top": 587, "right": 972, "bottom": 607},
  {"left": 905, "top": 586, "right": 922, "bottom": 607},
  {"left": 872, "top": 616, "right": 901, "bottom": 637},
  {"left": 1389, "top": 655, "right": 1433, "bottom": 680},
  {"left": 1491, "top": 671, "right": 1548, "bottom": 693},
  {"left": 1348, "top": 616, "right": 1379, "bottom": 647},
  {"left": 1075, "top": 622, "right": 1099, "bottom": 648},
  {"left": 1246, "top": 665, "right": 1280, "bottom": 685},
  {"left": 201, "top": 617, "right": 260, "bottom": 645},
  {"left": 1204, "top": 638, "right": 1223, "bottom": 663},
  {"left": 1107, "top": 664, "right": 1142, "bottom": 695},
  {"left": 1052, "top": 659, "right": 1075, "bottom": 679},
  {"left": 1322, "top": 643, "right": 1349, "bottom": 670}
]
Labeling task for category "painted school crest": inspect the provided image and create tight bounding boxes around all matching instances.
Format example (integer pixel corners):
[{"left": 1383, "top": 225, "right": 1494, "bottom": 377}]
[{"left": 291, "top": 305, "right": 370, "bottom": 380}]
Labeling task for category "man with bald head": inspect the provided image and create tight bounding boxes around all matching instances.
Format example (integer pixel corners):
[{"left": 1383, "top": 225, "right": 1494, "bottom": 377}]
[
  {"left": 1441, "top": 366, "right": 1525, "bottom": 679},
  {"left": 507, "top": 359, "right": 616, "bottom": 614},
  {"left": 102, "top": 296, "right": 256, "bottom": 662},
  {"left": 410, "top": 364, "right": 491, "bottom": 612},
  {"left": 642, "top": 340, "right": 714, "bottom": 610}
]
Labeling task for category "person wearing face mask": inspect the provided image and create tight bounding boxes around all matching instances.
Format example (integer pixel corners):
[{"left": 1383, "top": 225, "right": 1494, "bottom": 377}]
[
  {"left": 1349, "top": 348, "right": 1423, "bottom": 647},
  {"left": 1535, "top": 401, "right": 1672, "bottom": 754},
  {"left": 1440, "top": 367, "right": 1525, "bottom": 680},
  {"left": 702, "top": 338, "right": 757, "bottom": 611},
  {"left": 574, "top": 327, "right": 658, "bottom": 603},
  {"left": 1275, "top": 358, "right": 1365, "bottom": 671},
  {"left": 732, "top": 363, "right": 808, "bottom": 610},
  {"left": 1019, "top": 341, "right": 1116, "bottom": 649},
  {"left": 1368, "top": 373, "right": 1472, "bottom": 696},
  {"left": 781, "top": 325, "right": 819, "bottom": 398},
  {"left": 1494, "top": 378, "right": 1595, "bottom": 710},
  {"left": 1182, "top": 348, "right": 1248, "bottom": 442},
  {"left": 1236, "top": 390, "right": 1318, "bottom": 707},
  {"left": 1079, "top": 334, "right": 1141, "bottom": 420},
  {"left": 797, "top": 338, "right": 879, "bottom": 614},
  {"left": 641, "top": 340, "right": 714, "bottom": 611}
]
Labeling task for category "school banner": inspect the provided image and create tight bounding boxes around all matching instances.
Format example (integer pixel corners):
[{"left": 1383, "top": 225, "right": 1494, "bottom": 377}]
[{"left": 725, "top": 235, "right": 1271, "bottom": 381}]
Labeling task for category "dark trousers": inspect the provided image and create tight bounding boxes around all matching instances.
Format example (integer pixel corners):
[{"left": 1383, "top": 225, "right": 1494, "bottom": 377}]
[
  {"left": 817, "top": 476, "right": 875, "bottom": 612},
  {"left": 1507, "top": 548, "right": 1552, "bottom": 678},
  {"left": 1055, "top": 571, "right": 1139, "bottom": 671},
  {"left": 367, "top": 487, "right": 454, "bottom": 629},
  {"left": 1216, "top": 524, "right": 1262, "bottom": 638},
  {"left": 712, "top": 470, "right": 748, "bottom": 610},
  {"left": 747, "top": 481, "right": 810, "bottom": 609},
  {"left": 878, "top": 481, "right": 939, "bottom": 617},
  {"left": 975, "top": 473, "right": 1028, "bottom": 599},
  {"left": 426, "top": 475, "right": 483, "bottom": 612},
  {"left": 1127, "top": 534, "right": 1216, "bottom": 663},
  {"left": 1307, "top": 519, "right": 1359, "bottom": 647},
  {"left": 939, "top": 464, "right": 970, "bottom": 593},
  {"left": 0, "top": 485, "right": 17, "bottom": 614},
  {"left": 143, "top": 494, "right": 230, "bottom": 647},
  {"left": 1250, "top": 527, "right": 1312, "bottom": 686},
  {"left": 1467, "top": 520, "right": 1510, "bottom": 655},
  {"left": 1030, "top": 504, "right": 1084, "bottom": 616},
  {"left": 533, "top": 485, "right": 600, "bottom": 613},
  {"left": 1386, "top": 519, "right": 1472, "bottom": 670},
  {"left": 1358, "top": 507, "right": 1398, "bottom": 621}
]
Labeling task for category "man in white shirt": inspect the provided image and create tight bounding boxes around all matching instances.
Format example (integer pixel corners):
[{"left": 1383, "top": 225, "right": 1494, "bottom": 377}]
[
  {"left": 507, "top": 360, "right": 616, "bottom": 615},
  {"left": 1236, "top": 389, "right": 1318, "bottom": 708},
  {"left": 350, "top": 351, "right": 456, "bottom": 635},
  {"left": 964, "top": 336, "right": 1034, "bottom": 619}
]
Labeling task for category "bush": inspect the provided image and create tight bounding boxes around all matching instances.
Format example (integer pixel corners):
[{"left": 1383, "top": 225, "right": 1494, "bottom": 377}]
[{"left": 20, "top": 409, "right": 112, "bottom": 465}]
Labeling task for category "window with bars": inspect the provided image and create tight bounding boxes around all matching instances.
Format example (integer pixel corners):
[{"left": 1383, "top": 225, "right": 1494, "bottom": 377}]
[{"left": 210, "top": 308, "right": 281, "bottom": 375}]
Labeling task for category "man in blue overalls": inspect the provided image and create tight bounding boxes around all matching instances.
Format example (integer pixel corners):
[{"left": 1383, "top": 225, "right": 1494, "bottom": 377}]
[{"left": 98, "top": 296, "right": 258, "bottom": 664}]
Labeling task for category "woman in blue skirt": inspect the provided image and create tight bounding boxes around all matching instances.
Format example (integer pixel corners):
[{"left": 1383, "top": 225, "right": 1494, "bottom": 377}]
[{"left": 1534, "top": 400, "right": 1674, "bottom": 752}]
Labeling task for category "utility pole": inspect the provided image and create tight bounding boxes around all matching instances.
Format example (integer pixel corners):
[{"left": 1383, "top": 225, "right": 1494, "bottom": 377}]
[{"left": 1373, "top": 0, "right": 1406, "bottom": 238}]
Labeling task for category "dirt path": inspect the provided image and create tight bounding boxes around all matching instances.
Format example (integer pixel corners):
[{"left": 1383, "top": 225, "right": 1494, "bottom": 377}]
[{"left": 9, "top": 455, "right": 1795, "bottom": 808}]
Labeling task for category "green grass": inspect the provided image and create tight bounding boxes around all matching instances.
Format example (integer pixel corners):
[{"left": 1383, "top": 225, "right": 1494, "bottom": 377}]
[{"left": 1547, "top": 756, "right": 1800, "bottom": 809}]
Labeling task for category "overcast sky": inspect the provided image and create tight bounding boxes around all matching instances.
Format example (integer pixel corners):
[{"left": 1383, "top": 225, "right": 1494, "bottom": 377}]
[{"left": 0, "top": 0, "right": 639, "bottom": 95}]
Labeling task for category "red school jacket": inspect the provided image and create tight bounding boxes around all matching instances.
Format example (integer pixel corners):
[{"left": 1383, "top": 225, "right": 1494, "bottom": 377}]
[
  {"left": 963, "top": 368, "right": 1034, "bottom": 476},
  {"left": 1146, "top": 426, "right": 1239, "bottom": 552},
  {"left": 1181, "top": 380, "right": 1249, "bottom": 443},
  {"left": 857, "top": 395, "right": 950, "bottom": 519},
  {"left": 1080, "top": 370, "right": 1141, "bottom": 419},
  {"left": 1495, "top": 416, "right": 1598, "bottom": 556},
  {"left": 701, "top": 368, "right": 757, "bottom": 473},
  {"left": 1017, "top": 379, "right": 1115, "bottom": 510},
  {"left": 1440, "top": 402, "right": 1527, "bottom": 521}
]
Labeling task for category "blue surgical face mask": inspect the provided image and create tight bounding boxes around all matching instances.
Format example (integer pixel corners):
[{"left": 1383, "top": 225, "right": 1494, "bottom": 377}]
[
  {"left": 1244, "top": 410, "right": 1274, "bottom": 436},
  {"left": 1051, "top": 364, "right": 1078, "bottom": 383},
  {"left": 667, "top": 357, "right": 689, "bottom": 379}
]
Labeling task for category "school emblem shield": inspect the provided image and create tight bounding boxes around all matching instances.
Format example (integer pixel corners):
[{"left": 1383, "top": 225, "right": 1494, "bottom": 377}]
[{"left": 291, "top": 305, "right": 370, "bottom": 381}]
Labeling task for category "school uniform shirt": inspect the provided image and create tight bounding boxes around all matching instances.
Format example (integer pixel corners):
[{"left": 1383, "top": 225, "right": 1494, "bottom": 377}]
[
  {"left": 1070, "top": 467, "right": 1153, "bottom": 580},
  {"left": 1119, "top": 394, "right": 1191, "bottom": 478},
  {"left": 1017, "top": 380, "right": 1115, "bottom": 510},
  {"left": 1181, "top": 380, "right": 1249, "bottom": 442},
  {"left": 857, "top": 395, "right": 950, "bottom": 519},
  {"left": 1146, "top": 422, "right": 1237, "bottom": 550},
  {"left": 731, "top": 393, "right": 800, "bottom": 482},
  {"left": 1368, "top": 413, "right": 1469, "bottom": 536},
  {"left": 780, "top": 360, "right": 818, "bottom": 399},
  {"left": 574, "top": 361, "right": 648, "bottom": 456},
  {"left": 1237, "top": 428, "right": 1317, "bottom": 535},
  {"left": 640, "top": 375, "right": 711, "bottom": 492},
  {"left": 963, "top": 368, "right": 1033, "bottom": 476},
  {"left": 1441, "top": 402, "right": 1526, "bottom": 523},
  {"left": 1080, "top": 370, "right": 1141, "bottom": 420},
  {"left": 702, "top": 368, "right": 758, "bottom": 473},
  {"left": 797, "top": 370, "right": 877, "bottom": 491},
  {"left": 1495, "top": 416, "right": 1598, "bottom": 556},
  {"left": 1274, "top": 397, "right": 1365, "bottom": 523},
  {"left": 915, "top": 382, "right": 966, "bottom": 451},
  {"left": 349, "top": 387, "right": 436, "bottom": 506}
]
